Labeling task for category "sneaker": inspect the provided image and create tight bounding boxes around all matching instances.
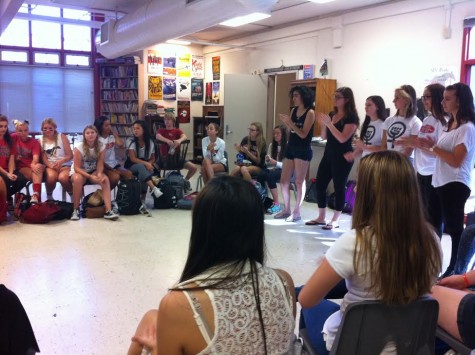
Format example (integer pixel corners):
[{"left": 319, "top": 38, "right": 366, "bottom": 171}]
[
  {"left": 70, "top": 209, "right": 80, "bottom": 221},
  {"left": 267, "top": 203, "right": 282, "bottom": 214},
  {"left": 139, "top": 203, "right": 152, "bottom": 217},
  {"left": 30, "top": 193, "right": 39, "bottom": 205},
  {"left": 104, "top": 210, "right": 119, "bottom": 220},
  {"left": 151, "top": 187, "right": 163, "bottom": 199},
  {"left": 112, "top": 201, "right": 120, "bottom": 215},
  {"left": 184, "top": 180, "right": 192, "bottom": 193}
]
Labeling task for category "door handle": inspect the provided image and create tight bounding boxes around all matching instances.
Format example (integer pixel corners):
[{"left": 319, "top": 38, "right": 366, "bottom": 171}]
[{"left": 225, "top": 124, "right": 232, "bottom": 135}]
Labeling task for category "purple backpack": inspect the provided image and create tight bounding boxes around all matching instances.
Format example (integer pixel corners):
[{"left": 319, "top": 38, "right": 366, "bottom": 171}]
[{"left": 343, "top": 180, "right": 357, "bottom": 214}]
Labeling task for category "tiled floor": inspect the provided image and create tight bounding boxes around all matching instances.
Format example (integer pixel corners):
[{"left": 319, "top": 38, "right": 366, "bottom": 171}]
[{"left": 0, "top": 178, "right": 454, "bottom": 354}]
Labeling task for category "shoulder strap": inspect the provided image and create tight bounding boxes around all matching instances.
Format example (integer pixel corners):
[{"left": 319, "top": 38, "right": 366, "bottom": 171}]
[
  {"left": 274, "top": 269, "right": 294, "bottom": 306},
  {"left": 182, "top": 290, "right": 213, "bottom": 344}
]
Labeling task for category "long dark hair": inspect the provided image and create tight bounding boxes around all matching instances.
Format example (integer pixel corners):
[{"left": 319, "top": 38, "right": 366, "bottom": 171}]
[
  {"left": 289, "top": 85, "right": 314, "bottom": 109},
  {"left": 334, "top": 87, "right": 359, "bottom": 126},
  {"left": 93, "top": 115, "right": 109, "bottom": 136},
  {"left": 0, "top": 115, "right": 12, "bottom": 148},
  {"left": 360, "top": 95, "right": 387, "bottom": 139},
  {"left": 425, "top": 83, "right": 446, "bottom": 125},
  {"left": 131, "top": 120, "right": 153, "bottom": 158},
  {"left": 176, "top": 176, "right": 268, "bottom": 352},
  {"left": 445, "top": 83, "right": 475, "bottom": 128},
  {"left": 271, "top": 125, "right": 287, "bottom": 161}
]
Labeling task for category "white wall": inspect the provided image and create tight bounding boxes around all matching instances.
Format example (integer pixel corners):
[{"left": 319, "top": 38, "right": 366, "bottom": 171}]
[{"left": 202, "top": 0, "right": 474, "bottom": 124}]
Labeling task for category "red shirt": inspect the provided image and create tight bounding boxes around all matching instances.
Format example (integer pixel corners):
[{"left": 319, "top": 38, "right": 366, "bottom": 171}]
[
  {"left": 0, "top": 139, "right": 16, "bottom": 171},
  {"left": 157, "top": 128, "right": 184, "bottom": 156},
  {"left": 13, "top": 135, "right": 41, "bottom": 169}
]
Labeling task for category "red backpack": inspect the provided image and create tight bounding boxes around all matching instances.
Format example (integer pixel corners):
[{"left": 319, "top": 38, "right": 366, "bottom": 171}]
[{"left": 20, "top": 202, "right": 61, "bottom": 224}]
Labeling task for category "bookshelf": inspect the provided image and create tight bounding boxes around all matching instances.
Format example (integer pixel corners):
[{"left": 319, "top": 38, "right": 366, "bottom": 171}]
[
  {"left": 193, "top": 105, "right": 224, "bottom": 163},
  {"left": 98, "top": 62, "right": 143, "bottom": 137}
]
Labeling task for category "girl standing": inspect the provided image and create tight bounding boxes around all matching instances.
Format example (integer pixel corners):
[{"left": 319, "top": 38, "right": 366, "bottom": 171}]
[
  {"left": 12, "top": 120, "right": 44, "bottom": 204},
  {"left": 38, "top": 117, "right": 73, "bottom": 200},
  {"left": 201, "top": 123, "right": 227, "bottom": 184},
  {"left": 276, "top": 86, "right": 315, "bottom": 222},
  {"left": 230, "top": 122, "right": 267, "bottom": 181},
  {"left": 94, "top": 115, "right": 133, "bottom": 189},
  {"left": 70, "top": 125, "right": 118, "bottom": 221},
  {"left": 125, "top": 120, "right": 162, "bottom": 216},
  {"left": 263, "top": 125, "right": 288, "bottom": 214},
  {"left": 307, "top": 87, "right": 359, "bottom": 230}
]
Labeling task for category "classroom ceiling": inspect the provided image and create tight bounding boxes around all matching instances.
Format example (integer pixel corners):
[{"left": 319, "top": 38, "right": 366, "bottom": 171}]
[{"left": 24, "top": 0, "right": 400, "bottom": 45}]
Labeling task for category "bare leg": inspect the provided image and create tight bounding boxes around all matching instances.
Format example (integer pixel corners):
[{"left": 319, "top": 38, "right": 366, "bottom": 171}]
[
  {"left": 45, "top": 167, "right": 59, "bottom": 196},
  {"left": 184, "top": 161, "right": 198, "bottom": 180},
  {"left": 292, "top": 159, "right": 309, "bottom": 217},
  {"left": 59, "top": 167, "right": 73, "bottom": 195},
  {"left": 278, "top": 158, "right": 294, "bottom": 215},
  {"left": 71, "top": 173, "right": 86, "bottom": 209},
  {"left": 431, "top": 285, "right": 467, "bottom": 342},
  {"left": 93, "top": 173, "right": 112, "bottom": 211}
]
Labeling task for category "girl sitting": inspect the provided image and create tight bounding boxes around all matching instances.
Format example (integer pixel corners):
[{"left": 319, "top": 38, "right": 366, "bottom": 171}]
[
  {"left": 201, "top": 123, "right": 227, "bottom": 184},
  {"left": 70, "top": 125, "right": 118, "bottom": 221}
]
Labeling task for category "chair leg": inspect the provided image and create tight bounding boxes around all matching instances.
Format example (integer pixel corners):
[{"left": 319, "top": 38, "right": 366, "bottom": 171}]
[{"left": 196, "top": 174, "right": 203, "bottom": 192}]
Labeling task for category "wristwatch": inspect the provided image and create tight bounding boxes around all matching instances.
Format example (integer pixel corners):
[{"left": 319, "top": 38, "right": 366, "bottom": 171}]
[{"left": 429, "top": 145, "right": 436, "bottom": 152}]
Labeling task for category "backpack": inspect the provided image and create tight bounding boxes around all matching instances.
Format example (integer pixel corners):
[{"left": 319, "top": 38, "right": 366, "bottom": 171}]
[
  {"left": 327, "top": 180, "right": 357, "bottom": 214},
  {"left": 304, "top": 178, "right": 318, "bottom": 203},
  {"left": 176, "top": 192, "right": 198, "bottom": 210},
  {"left": 49, "top": 200, "right": 74, "bottom": 220},
  {"left": 153, "top": 179, "right": 177, "bottom": 209},
  {"left": 0, "top": 198, "right": 7, "bottom": 224},
  {"left": 14, "top": 192, "right": 30, "bottom": 219},
  {"left": 20, "top": 202, "right": 61, "bottom": 224},
  {"left": 116, "top": 179, "right": 142, "bottom": 215},
  {"left": 165, "top": 171, "right": 186, "bottom": 200},
  {"left": 81, "top": 191, "right": 105, "bottom": 218}
]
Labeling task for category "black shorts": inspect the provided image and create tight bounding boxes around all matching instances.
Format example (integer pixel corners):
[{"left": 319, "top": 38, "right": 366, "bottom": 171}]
[
  {"left": 284, "top": 145, "right": 312, "bottom": 161},
  {"left": 457, "top": 292, "right": 475, "bottom": 348}
]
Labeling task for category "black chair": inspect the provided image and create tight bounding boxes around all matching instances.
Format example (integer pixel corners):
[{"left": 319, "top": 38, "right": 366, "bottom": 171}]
[
  {"left": 155, "top": 139, "right": 190, "bottom": 176},
  {"left": 300, "top": 297, "right": 439, "bottom": 355}
]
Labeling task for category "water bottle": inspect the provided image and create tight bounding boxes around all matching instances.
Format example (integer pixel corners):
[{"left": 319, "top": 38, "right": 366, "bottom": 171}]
[
  {"left": 236, "top": 153, "right": 244, "bottom": 165},
  {"left": 168, "top": 146, "right": 175, "bottom": 155}
]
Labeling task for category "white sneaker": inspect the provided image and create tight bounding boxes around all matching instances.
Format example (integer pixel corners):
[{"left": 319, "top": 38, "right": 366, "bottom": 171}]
[
  {"left": 30, "top": 193, "right": 39, "bottom": 205},
  {"left": 70, "top": 209, "right": 80, "bottom": 221},
  {"left": 151, "top": 187, "right": 163, "bottom": 198},
  {"left": 139, "top": 203, "right": 152, "bottom": 217},
  {"left": 104, "top": 210, "right": 119, "bottom": 220}
]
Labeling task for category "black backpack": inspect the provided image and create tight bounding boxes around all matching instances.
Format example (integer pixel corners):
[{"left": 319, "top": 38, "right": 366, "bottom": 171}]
[
  {"left": 165, "top": 171, "right": 186, "bottom": 200},
  {"left": 153, "top": 179, "right": 177, "bottom": 209},
  {"left": 116, "top": 178, "right": 142, "bottom": 215}
]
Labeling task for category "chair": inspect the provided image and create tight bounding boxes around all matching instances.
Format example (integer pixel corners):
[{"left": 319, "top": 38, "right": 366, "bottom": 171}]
[
  {"left": 195, "top": 151, "right": 229, "bottom": 191},
  {"left": 155, "top": 139, "right": 190, "bottom": 176},
  {"left": 299, "top": 297, "right": 439, "bottom": 355}
]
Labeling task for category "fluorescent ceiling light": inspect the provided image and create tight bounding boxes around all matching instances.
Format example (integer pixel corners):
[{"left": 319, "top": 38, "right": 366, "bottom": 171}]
[
  {"left": 220, "top": 12, "right": 270, "bottom": 27},
  {"left": 308, "top": 0, "right": 335, "bottom": 3},
  {"left": 166, "top": 39, "right": 191, "bottom": 45}
]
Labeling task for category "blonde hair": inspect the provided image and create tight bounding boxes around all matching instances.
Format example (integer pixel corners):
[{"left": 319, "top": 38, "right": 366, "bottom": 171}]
[
  {"left": 41, "top": 117, "right": 59, "bottom": 148},
  {"left": 164, "top": 112, "right": 176, "bottom": 122},
  {"left": 12, "top": 119, "right": 29, "bottom": 129},
  {"left": 81, "top": 125, "right": 100, "bottom": 161},
  {"left": 247, "top": 122, "right": 266, "bottom": 158},
  {"left": 352, "top": 151, "right": 441, "bottom": 304}
]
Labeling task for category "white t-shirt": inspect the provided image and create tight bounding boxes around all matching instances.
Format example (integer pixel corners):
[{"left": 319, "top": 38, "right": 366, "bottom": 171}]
[
  {"left": 414, "top": 115, "right": 446, "bottom": 176},
  {"left": 70, "top": 143, "right": 105, "bottom": 175},
  {"left": 432, "top": 122, "right": 475, "bottom": 189},
  {"left": 202, "top": 136, "right": 227, "bottom": 165},
  {"left": 383, "top": 115, "right": 422, "bottom": 156},
  {"left": 126, "top": 138, "right": 155, "bottom": 160},
  {"left": 361, "top": 119, "right": 384, "bottom": 157},
  {"left": 99, "top": 135, "right": 119, "bottom": 168},
  {"left": 38, "top": 133, "right": 70, "bottom": 164}
]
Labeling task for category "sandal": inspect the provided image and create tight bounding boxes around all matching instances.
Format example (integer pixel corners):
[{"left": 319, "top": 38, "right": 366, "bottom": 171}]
[
  {"left": 285, "top": 215, "right": 301, "bottom": 222},
  {"left": 322, "top": 222, "right": 339, "bottom": 230},
  {"left": 274, "top": 211, "right": 291, "bottom": 219},
  {"left": 305, "top": 219, "right": 326, "bottom": 226}
]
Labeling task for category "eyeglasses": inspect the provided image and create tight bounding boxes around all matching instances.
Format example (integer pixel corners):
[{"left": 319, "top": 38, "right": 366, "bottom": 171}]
[
  {"left": 42, "top": 128, "right": 54, "bottom": 131},
  {"left": 248, "top": 128, "right": 257, "bottom": 132},
  {"left": 334, "top": 95, "right": 345, "bottom": 100},
  {"left": 421, "top": 95, "right": 432, "bottom": 100}
]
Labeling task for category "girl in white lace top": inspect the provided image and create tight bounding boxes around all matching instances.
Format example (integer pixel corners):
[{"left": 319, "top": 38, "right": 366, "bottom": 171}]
[{"left": 128, "top": 176, "right": 296, "bottom": 355}]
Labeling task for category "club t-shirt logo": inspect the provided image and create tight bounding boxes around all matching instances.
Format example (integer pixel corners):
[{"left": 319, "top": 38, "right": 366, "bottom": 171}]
[
  {"left": 364, "top": 126, "right": 376, "bottom": 144},
  {"left": 387, "top": 122, "right": 406, "bottom": 148}
]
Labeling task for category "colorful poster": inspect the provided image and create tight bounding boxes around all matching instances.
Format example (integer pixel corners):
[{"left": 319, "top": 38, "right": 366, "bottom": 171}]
[
  {"left": 205, "top": 82, "right": 212, "bottom": 105},
  {"left": 163, "top": 77, "right": 176, "bottom": 100},
  {"left": 191, "top": 78, "right": 204, "bottom": 101},
  {"left": 177, "top": 54, "right": 191, "bottom": 77},
  {"left": 303, "top": 64, "right": 315, "bottom": 79},
  {"left": 148, "top": 76, "right": 162, "bottom": 100},
  {"left": 177, "top": 101, "right": 191, "bottom": 124},
  {"left": 177, "top": 77, "right": 191, "bottom": 100},
  {"left": 212, "top": 81, "right": 220, "bottom": 105},
  {"left": 192, "top": 55, "right": 204, "bottom": 78},
  {"left": 212, "top": 56, "right": 220, "bottom": 80},
  {"left": 147, "top": 50, "right": 162, "bottom": 75},
  {"left": 163, "top": 57, "right": 176, "bottom": 76}
]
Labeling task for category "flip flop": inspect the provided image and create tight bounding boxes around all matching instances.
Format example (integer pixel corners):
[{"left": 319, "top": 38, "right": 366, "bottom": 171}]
[
  {"left": 305, "top": 219, "right": 326, "bottom": 226},
  {"left": 285, "top": 215, "right": 301, "bottom": 222},
  {"left": 322, "top": 222, "right": 339, "bottom": 230},
  {"left": 274, "top": 212, "right": 291, "bottom": 219}
]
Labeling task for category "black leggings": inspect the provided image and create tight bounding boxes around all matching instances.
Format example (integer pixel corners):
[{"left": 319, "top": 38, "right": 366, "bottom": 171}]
[
  {"left": 437, "top": 182, "right": 471, "bottom": 271},
  {"left": 417, "top": 173, "right": 443, "bottom": 237},
  {"left": 315, "top": 154, "right": 353, "bottom": 211}
]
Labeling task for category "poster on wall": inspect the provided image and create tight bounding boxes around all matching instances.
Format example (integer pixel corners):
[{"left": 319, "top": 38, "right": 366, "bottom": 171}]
[
  {"left": 192, "top": 55, "right": 204, "bottom": 78},
  {"left": 148, "top": 76, "right": 162, "bottom": 100},
  {"left": 177, "top": 77, "right": 191, "bottom": 100},
  {"left": 205, "top": 82, "right": 212, "bottom": 105},
  {"left": 191, "top": 78, "right": 204, "bottom": 101},
  {"left": 303, "top": 64, "right": 315, "bottom": 79},
  {"left": 163, "top": 57, "right": 176, "bottom": 76},
  {"left": 163, "top": 77, "right": 176, "bottom": 100},
  {"left": 147, "top": 50, "right": 163, "bottom": 75},
  {"left": 177, "top": 101, "right": 191, "bottom": 124},
  {"left": 212, "top": 81, "right": 220, "bottom": 105},
  {"left": 177, "top": 54, "right": 191, "bottom": 77},
  {"left": 212, "top": 56, "right": 220, "bottom": 80},
  {"left": 424, "top": 66, "right": 457, "bottom": 87}
]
